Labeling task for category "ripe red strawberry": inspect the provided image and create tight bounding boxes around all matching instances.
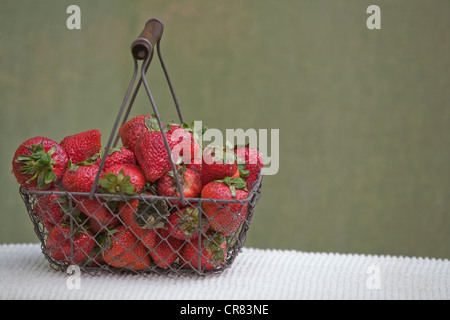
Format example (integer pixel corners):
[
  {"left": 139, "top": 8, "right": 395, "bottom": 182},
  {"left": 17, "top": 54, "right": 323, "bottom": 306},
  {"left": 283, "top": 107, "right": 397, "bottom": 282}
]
[
  {"left": 235, "top": 146, "right": 264, "bottom": 190},
  {"left": 167, "top": 207, "right": 210, "bottom": 241},
  {"left": 12, "top": 137, "right": 69, "bottom": 190},
  {"left": 34, "top": 189, "right": 67, "bottom": 226},
  {"left": 95, "top": 147, "right": 136, "bottom": 170},
  {"left": 60, "top": 129, "right": 102, "bottom": 164},
  {"left": 87, "top": 246, "right": 106, "bottom": 267},
  {"left": 61, "top": 163, "right": 100, "bottom": 193},
  {"left": 149, "top": 232, "right": 185, "bottom": 268},
  {"left": 200, "top": 146, "right": 238, "bottom": 186},
  {"left": 99, "top": 163, "right": 146, "bottom": 195},
  {"left": 118, "top": 198, "right": 169, "bottom": 250},
  {"left": 187, "top": 161, "right": 202, "bottom": 174},
  {"left": 201, "top": 177, "right": 249, "bottom": 235},
  {"left": 167, "top": 124, "right": 201, "bottom": 166},
  {"left": 134, "top": 130, "right": 177, "bottom": 183},
  {"left": 75, "top": 197, "right": 120, "bottom": 234},
  {"left": 62, "top": 163, "right": 119, "bottom": 233},
  {"left": 156, "top": 165, "right": 202, "bottom": 206},
  {"left": 102, "top": 225, "right": 151, "bottom": 270},
  {"left": 118, "top": 115, "right": 152, "bottom": 153},
  {"left": 45, "top": 225, "right": 96, "bottom": 265},
  {"left": 180, "top": 232, "right": 227, "bottom": 271}
]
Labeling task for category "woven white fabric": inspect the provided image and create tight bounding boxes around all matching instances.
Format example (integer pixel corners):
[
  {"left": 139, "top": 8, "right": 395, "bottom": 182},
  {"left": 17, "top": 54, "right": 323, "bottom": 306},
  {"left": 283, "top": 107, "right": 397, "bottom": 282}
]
[{"left": 0, "top": 243, "right": 448, "bottom": 300}]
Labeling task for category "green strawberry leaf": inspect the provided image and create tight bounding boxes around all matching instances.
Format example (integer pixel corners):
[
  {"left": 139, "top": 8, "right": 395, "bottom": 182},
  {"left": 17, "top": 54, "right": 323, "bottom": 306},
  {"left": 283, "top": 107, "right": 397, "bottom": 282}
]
[
  {"left": 44, "top": 170, "right": 57, "bottom": 185},
  {"left": 205, "top": 144, "right": 237, "bottom": 165},
  {"left": 108, "top": 146, "right": 124, "bottom": 155},
  {"left": 213, "top": 176, "right": 248, "bottom": 198},
  {"left": 69, "top": 156, "right": 97, "bottom": 170},
  {"left": 204, "top": 232, "right": 226, "bottom": 265},
  {"left": 97, "top": 227, "right": 120, "bottom": 251},
  {"left": 15, "top": 141, "right": 58, "bottom": 189},
  {"left": 238, "top": 164, "right": 250, "bottom": 178},
  {"left": 93, "top": 146, "right": 125, "bottom": 164},
  {"left": 145, "top": 115, "right": 162, "bottom": 132}
]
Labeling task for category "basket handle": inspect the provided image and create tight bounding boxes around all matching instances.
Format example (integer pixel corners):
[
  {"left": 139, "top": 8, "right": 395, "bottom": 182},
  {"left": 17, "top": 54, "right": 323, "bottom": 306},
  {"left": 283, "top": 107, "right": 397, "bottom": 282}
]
[
  {"left": 90, "top": 17, "right": 186, "bottom": 203},
  {"left": 131, "top": 18, "right": 164, "bottom": 60}
]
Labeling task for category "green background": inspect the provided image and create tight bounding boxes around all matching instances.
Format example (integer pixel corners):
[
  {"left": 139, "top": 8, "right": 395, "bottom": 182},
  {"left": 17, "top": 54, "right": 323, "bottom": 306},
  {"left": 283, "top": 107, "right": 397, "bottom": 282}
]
[{"left": 1, "top": 0, "right": 449, "bottom": 259}]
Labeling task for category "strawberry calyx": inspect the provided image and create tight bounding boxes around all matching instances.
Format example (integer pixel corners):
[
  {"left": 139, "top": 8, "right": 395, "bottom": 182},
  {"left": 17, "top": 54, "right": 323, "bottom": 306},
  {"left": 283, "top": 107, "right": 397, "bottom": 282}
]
[
  {"left": 237, "top": 163, "right": 250, "bottom": 178},
  {"left": 203, "top": 232, "right": 226, "bottom": 265},
  {"left": 213, "top": 176, "right": 248, "bottom": 198},
  {"left": 143, "top": 181, "right": 158, "bottom": 195},
  {"left": 177, "top": 207, "right": 205, "bottom": 239},
  {"left": 166, "top": 165, "right": 188, "bottom": 179},
  {"left": 172, "top": 120, "right": 208, "bottom": 144},
  {"left": 15, "top": 142, "right": 58, "bottom": 189},
  {"left": 144, "top": 115, "right": 168, "bottom": 132},
  {"left": 165, "top": 165, "right": 188, "bottom": 190},
  {"left": 134, "top": 198, "right": 169, "bottom": 229},
  {"left": 99, "top": 168, "right": 136, "bottom": 195},
  {"left": 66, "top": 156, "right": 97, "bottom": 172},
  {"left": 93, "top": 146, "right": 124, "bottom": 162},
  {"left": 96, "top": 226, "right": 120, "bottom": 251},
  {"left": 204, "top": 144, "right": 237, "bottom": 165}
]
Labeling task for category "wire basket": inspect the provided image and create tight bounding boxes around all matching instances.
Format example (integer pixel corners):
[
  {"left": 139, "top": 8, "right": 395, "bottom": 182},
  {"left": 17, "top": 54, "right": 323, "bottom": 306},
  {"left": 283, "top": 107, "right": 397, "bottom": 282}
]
[{"left": 18, "top": 18, "right": 263, "bottom": 276}]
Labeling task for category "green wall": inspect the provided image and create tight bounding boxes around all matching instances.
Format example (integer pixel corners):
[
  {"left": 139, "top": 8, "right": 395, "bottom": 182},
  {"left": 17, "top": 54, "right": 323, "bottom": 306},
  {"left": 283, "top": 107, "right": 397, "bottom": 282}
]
[{"left": 1, "top": 0, "right": 449, "bottom": 259}]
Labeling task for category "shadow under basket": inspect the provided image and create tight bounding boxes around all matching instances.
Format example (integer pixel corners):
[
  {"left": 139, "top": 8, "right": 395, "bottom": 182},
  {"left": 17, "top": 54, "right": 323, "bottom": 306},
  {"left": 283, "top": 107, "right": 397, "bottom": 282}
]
[{"left": 19, "top": 174, "right": 262, "bottom": 276}]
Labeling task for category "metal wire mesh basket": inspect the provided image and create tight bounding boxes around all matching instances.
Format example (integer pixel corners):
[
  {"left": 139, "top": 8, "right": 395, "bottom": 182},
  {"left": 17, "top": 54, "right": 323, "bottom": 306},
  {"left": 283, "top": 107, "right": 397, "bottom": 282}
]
[{"left": 18, "top": 18, "right": 263, "bottom": 276}]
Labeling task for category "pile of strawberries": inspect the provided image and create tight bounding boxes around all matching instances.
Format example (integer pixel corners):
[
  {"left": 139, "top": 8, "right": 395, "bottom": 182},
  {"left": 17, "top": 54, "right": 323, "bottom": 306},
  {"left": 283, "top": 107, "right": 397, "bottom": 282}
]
[{"left": 12, "top": 114, "right": 263, "bottom": 272}]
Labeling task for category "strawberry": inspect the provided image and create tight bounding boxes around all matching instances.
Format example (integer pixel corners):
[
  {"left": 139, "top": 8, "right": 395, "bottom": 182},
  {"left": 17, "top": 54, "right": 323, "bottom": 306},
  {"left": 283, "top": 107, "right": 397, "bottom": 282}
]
[
  {"left": 180, "top": 232, "right": 227, "bottom": 271},
  {"left": 88, "top": 247, "right": 106, "bottom": 267},
  {"left": 34, "top": 189, "right": 67, "bottom": 226},
  {"left": 235, "top": 146, "right": 264, "bottom": 190},
  {"left": 156, "top": 165, "right": 202, "bottom": 206},
  {"left": 201, "top": 177, "right": 249, "bottom": 235},
  {"left": 187, "top": 160, "right": 202, "bottom": 174},
  {"left": 167, "top": 124, "right": 201, "bottom": 166},
  {"left": 102, "top": 225, "right": 151, "bottom": 270},
  {"left": 118, "top": 197, "right": 169, "bottom": 250},
  {"left": 60, "top": 129, "right": 102, "bottom": 164},
  {"left": 134, "top": 119, "right": 203, "bottom": 183},
  {"left": 95, "top": 147, "right": 136, "bottom": 170},
  {"left": 99, "top": 163, "right": 146, "bottom": 195},
  {"left": 45, "top": 224, "right": 96, "bottom": 265},
  {"left": 149, "top": 231, "right": 185, "bottom": 268},
  {"left": 61, "top": 162, "right": 100, "bottom": 193},
  {"left": 12, "top": 137, "right": 69, "bottom": 190},
  {"left": 200, "top": 145, "right": 238, "bottom": 186},
  {"left": 118, "top": 115, "right": 152, "bottom": 153},
  {"left": 134, "top": 129, "right": 177, "bottom": 183},
  {"left": 167, "top": 207, "right": 209, "bottom": 241},
  {"left": 62, "top": 163, "right": 119, "bottom": 233},
  {"left": 75, "top": 197, "right": 120, "bottom": 234}
]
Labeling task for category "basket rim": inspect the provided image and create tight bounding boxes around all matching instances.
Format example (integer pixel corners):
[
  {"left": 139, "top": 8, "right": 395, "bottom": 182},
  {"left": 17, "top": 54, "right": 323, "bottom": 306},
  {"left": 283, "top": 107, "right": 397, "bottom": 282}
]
[{"left": 19, "top": 173, "right": 263, "bottom": 204}]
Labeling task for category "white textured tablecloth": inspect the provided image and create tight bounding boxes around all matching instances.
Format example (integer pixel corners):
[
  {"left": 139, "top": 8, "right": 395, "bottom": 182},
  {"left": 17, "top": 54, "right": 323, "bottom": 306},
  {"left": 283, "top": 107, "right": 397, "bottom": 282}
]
[{"left": 0, "top": 243, "right": 448, "bottom": 300}]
